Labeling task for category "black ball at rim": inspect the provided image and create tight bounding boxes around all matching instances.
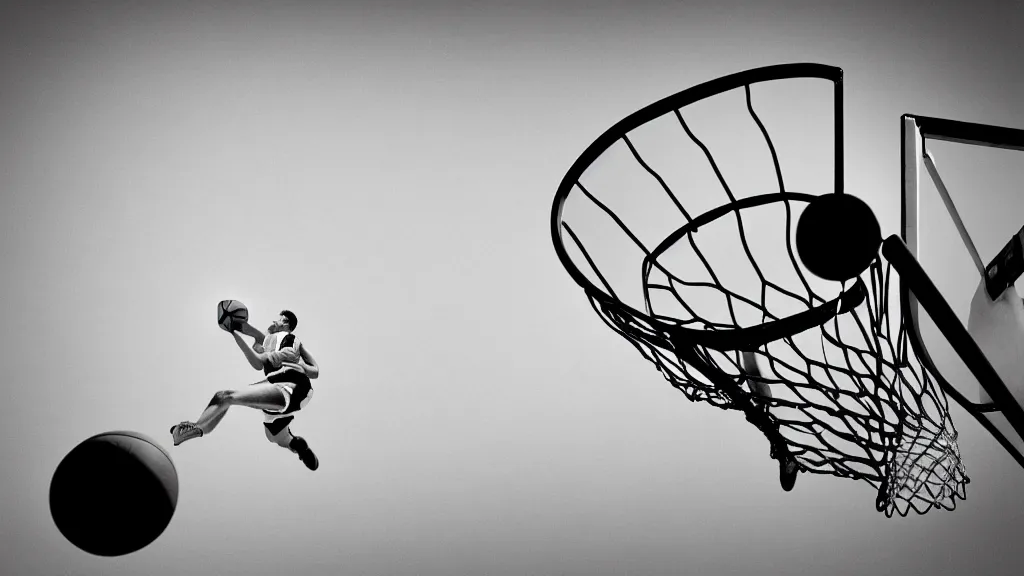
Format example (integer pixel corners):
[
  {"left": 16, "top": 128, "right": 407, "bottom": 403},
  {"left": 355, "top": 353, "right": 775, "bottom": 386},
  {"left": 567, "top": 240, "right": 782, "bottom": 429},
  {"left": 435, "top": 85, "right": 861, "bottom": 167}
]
[{"left": 796, "top": 193, "right": 882, "bottom": 282}]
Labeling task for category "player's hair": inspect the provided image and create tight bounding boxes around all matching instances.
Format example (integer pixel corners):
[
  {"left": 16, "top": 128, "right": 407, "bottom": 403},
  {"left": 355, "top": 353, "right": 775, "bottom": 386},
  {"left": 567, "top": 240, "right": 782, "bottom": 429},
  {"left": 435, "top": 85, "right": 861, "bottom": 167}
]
[{"left": 280, "top": 309, "right": 298, "bottom": 331}]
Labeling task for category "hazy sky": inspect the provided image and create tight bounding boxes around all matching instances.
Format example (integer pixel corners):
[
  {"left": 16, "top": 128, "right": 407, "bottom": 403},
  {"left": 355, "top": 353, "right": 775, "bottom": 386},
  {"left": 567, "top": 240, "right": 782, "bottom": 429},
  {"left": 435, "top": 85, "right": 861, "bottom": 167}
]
[{"left": 3, "top": 1, "right": 1024, "bottom": 575}]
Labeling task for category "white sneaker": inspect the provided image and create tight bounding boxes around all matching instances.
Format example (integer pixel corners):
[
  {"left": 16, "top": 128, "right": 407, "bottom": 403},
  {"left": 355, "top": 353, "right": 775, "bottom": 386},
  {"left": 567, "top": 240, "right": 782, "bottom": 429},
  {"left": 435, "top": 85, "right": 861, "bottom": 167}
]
[{"left": 169, "top": 421, "right": 204, "bottom": 446}]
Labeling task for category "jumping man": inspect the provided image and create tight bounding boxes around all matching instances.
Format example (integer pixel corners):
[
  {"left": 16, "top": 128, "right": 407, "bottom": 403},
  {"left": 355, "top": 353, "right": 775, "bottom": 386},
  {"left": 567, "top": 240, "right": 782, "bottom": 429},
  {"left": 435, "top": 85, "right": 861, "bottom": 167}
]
[{"left": 170, "top": 309, "right": 321, "bottom": 470}]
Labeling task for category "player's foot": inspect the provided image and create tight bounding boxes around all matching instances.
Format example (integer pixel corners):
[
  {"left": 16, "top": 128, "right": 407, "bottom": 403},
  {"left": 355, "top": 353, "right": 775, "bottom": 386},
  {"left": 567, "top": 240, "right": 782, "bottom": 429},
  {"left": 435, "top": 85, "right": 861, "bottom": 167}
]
[
  {"left": 169, "top": 421, "right": 204, "bottom": 446},
  {"left": 290, "top": 436, "right": 319, "bottom": 471},
  {"left": 779, "top": 455, "right": 798, "bottom": 492}
]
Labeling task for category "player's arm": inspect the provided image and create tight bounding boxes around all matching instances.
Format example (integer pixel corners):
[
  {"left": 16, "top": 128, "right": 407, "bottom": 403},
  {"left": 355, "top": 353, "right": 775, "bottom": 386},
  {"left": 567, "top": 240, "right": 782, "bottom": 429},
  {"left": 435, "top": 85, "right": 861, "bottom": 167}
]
[
  {"left": 282, "top": 344, "right": 319, "bottom": 379},
  {"left": 298, "top": 344, "right": 319, "bottom": 379},
  {"left": 257, "top": 367, "right": 291, "bottom": 382},
  {"left": 237, "top": 321, "right": 267, "bottom": 352},
  {"left": 232, "top": 330, "right": 268, "bottom": 370}
]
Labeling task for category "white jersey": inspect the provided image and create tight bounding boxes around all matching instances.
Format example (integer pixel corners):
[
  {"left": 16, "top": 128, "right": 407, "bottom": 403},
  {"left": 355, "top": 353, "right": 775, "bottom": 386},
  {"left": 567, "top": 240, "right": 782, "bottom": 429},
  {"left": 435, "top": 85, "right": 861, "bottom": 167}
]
[{"left": 262, "top": 331, "right": 301, "bottom": 371}]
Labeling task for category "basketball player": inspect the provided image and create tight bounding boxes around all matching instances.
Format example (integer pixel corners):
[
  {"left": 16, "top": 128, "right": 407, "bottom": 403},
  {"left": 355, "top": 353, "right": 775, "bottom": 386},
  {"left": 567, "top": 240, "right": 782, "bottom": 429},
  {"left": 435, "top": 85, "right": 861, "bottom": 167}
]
[{"left": 170, "top": 310, "right": 321, "bottom": 471}]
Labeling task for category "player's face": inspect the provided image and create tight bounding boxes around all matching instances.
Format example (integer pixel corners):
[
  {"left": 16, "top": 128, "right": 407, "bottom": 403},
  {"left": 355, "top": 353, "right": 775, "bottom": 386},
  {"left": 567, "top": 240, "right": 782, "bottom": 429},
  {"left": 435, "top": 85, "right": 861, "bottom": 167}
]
[{"left": 268, "top": 315, "right": 289, "bottom": 333}]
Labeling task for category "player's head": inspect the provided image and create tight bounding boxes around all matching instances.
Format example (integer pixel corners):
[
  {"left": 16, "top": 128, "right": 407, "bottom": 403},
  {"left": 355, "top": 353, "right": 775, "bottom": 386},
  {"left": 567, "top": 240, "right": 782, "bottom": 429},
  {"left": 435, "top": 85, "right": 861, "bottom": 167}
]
[
  {"left": 268, "top": 310, "right": 298, "bottom": 333},
  {"left": 280, "top": 309, "right": 298, "bottom": 332}
]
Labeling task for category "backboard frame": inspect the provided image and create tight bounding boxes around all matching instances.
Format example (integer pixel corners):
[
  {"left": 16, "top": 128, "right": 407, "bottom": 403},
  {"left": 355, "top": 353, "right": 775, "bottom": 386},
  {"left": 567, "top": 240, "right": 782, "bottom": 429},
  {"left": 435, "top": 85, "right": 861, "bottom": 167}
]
[{"left": 900, "top": 113, "right": 1024, "bottom": 469}]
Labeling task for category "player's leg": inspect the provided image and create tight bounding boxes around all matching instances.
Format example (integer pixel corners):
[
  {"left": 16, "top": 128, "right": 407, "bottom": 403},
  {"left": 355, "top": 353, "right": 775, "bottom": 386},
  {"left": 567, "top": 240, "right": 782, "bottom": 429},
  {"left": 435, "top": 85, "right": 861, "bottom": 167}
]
[
  {"left": 264, "top": 419, "right": 319, "bottom": 470},
  {"left": 262, "top": 378, "right": 319, "bottom": 470},
  {"left": 197, "top": 383, "right": 287, "bottom": 432},
  {"left": 196, "top": 390, "right": 233, "bottom": 433},
  {"left": 172, "top": 384, "right": 287, "bottom": 446},
  {"left": 264, "top": 416, "right": 296, "bottom": 449},
  {"left": 169, "top": 391, "right": 238, "bottom": 445},
  {"left": 289, "top": 434, "right": 319, "bottom": 471},
  {"left": 222, "top": 383, "right": 287, "bottom": 410}
]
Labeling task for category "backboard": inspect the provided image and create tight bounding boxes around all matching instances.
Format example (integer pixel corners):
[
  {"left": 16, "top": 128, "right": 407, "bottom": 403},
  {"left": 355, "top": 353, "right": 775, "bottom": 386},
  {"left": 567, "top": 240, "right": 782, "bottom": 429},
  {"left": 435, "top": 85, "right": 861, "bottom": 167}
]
[
  {"left": 552, "top": 64, "right": 975, "bottom": 516},
  {"left": 901, "top": 114, "right": 1024, "bottom": 468}
]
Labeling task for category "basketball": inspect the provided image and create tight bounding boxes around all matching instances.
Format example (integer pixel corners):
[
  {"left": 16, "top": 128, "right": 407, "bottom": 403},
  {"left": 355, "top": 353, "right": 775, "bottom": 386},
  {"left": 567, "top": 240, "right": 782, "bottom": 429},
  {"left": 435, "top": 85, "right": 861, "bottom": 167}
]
[
  {"left": 217, "top": 299, "right": 248, "bottom": 331},
  {"left": 796, "top": 193, "right": 882, "bottom": 282},
  {"left": 49, "top": 431, "right": 179, "bottom": 556}
]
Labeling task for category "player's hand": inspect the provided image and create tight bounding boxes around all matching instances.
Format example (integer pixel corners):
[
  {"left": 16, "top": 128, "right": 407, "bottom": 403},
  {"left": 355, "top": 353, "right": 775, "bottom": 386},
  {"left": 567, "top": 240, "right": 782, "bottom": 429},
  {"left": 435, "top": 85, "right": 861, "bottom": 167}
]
[
  {"left": 252, "top": 343, "right": 265, "bottom": 354},
  {"left": 281, "top": 361, "right": 306, "bottom": 374},
  {"left": 281, "top": 361, "right": 305, "bottom": 373}
]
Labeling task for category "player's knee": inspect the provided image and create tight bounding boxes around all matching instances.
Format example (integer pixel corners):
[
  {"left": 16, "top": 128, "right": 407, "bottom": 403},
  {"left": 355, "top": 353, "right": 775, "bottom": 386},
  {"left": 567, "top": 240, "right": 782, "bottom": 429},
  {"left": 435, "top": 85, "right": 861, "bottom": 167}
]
[{"left": 208, "top": 390, "right": 233, "bottom": 407}]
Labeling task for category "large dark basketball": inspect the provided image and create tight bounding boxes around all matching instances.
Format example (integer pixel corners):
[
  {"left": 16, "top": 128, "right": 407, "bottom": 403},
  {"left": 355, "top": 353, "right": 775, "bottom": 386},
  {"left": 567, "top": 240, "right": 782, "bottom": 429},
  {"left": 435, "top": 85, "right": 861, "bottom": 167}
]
[
  {"left": 49, "top": 431, "right": 179, "bottom": 556},
  {"left": 796, "top": 193, "right": 882, "bottom": 282}
]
